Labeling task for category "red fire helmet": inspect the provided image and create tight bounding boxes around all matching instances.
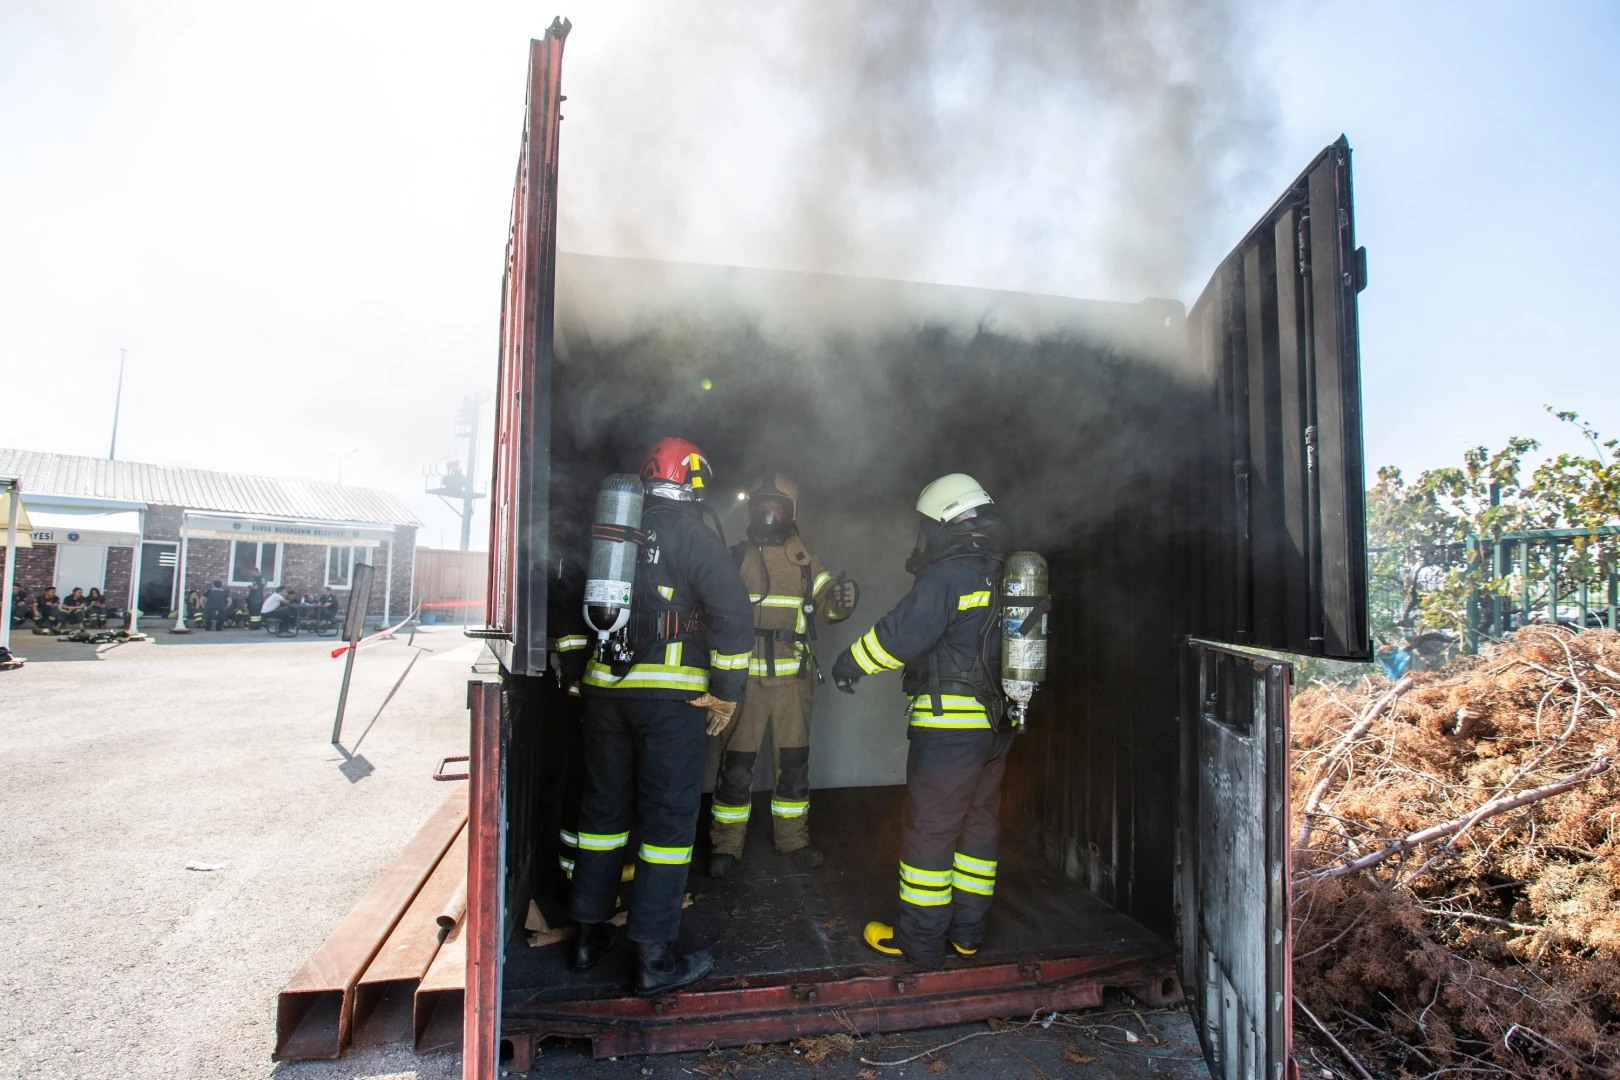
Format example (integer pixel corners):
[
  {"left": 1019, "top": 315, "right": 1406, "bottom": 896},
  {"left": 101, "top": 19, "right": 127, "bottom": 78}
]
[{"left": 640, "top": 437, "right": 713, "bottom": 492}]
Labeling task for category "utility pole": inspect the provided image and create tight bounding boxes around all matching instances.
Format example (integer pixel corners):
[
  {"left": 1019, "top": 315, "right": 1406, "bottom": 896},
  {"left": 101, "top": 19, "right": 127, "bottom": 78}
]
[
  {"left": 455, "top": 398, "right": 480, "bottom": 551},
  {"left": 109, "top": 348, "right": 126, "bottom": 460},
  {"left": 327, "top": 448, "right": 359, "bottom": 485},
  {"left": 424, "top": 395, "right": 487, "bottom": 552}
]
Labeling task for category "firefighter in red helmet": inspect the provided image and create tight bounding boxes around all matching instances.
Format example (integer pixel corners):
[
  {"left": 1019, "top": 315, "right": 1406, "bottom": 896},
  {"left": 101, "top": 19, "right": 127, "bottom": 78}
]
[
  {"left": 708, "top": 472, "right": 858, "bottom": 877},
  {"left": 568, "top": 437, "right": 755, "bottom": 996}
]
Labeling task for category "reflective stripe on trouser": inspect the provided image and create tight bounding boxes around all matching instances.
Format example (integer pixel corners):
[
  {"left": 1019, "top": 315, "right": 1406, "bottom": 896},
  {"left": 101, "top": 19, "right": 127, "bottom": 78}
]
[
  {"left": 570, "top": 694, "right": 707, "bottom": 944},
  {"left": 895, "top": 727, "right": 1012, "bottom": 968},
  {"left": 709, "top": 675, "right": 814, "bottom": 857}
]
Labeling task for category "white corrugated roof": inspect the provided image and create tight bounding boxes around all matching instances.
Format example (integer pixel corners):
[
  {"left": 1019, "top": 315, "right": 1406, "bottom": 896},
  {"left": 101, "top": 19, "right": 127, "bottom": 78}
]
[{"left": 0, "top": 449, "right": 421, "bottom": 527}]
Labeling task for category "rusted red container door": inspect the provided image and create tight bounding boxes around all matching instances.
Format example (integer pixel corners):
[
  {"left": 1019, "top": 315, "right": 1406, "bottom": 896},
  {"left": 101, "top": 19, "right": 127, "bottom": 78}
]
[
  {"left": 469, "top": 22, "right": 569, "bottom": 1080},
  {"left": 485, "top": 20, "right": 569, "bottom": 678},
  {"left": 1187, "top": 137, "right": 1370, "bottom": 662}
]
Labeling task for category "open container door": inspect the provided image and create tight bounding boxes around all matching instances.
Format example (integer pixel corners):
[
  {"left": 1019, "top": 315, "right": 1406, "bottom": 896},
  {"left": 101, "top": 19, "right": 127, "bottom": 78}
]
[
  {"left": 470, "top": 20, "right": 569, "bottom": 1080},
  {"left": 1178, "top": 138, "right": 1370, "bottom": 1079}
]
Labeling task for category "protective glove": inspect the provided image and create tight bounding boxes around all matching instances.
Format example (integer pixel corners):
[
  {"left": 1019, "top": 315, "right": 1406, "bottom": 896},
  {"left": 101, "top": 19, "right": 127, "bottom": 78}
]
[
  {"left": 691, "top": 692, "right": 739, "bottom": 736},
  {"left": 828, "top": 576, "right": 860, "bottom": 612},
  {"left": 830, "top": 649, "right": 862, "bottom": 694}
]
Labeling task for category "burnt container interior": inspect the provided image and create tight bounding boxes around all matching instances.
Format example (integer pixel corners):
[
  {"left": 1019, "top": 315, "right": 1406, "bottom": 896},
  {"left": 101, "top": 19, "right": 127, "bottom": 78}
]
[{"left": 500, "top": 254, "right": 1210, "bottom": 1003}]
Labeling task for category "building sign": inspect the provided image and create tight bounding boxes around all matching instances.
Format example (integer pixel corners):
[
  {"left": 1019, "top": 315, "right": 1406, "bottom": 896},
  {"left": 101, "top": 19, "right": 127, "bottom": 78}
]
[{"left": 185, "top": 513, "right": 392, "bottom": 547}]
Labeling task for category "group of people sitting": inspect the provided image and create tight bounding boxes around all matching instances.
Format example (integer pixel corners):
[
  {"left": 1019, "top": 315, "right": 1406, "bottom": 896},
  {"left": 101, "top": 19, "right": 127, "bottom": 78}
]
[
  {"left": 185, "top": 578, "right": 340, "bottom": 634},
  {"left": 10, "top": 584, "right": 124, "bottom": 632}
]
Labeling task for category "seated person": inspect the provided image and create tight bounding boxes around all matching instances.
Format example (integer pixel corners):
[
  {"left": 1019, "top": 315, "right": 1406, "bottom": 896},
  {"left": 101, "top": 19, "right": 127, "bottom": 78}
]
[
  {"left": 318, "top": 587, "right": 340, "bottom": 623},
  {"left": 10, "top": 583, "right": 31, "bottom": 627},
  {"left": 61, "top": 587, "right": 87, "bottom": 626},
  {"left": 202, "top": 579, "right": 230, "bottom": 631},
  {"left": 260, "top": 586, "right": 292, "bottom": 631},
  {"left": 84, "top": 587, "right": 108, "bottom": 628},
  {"left": 185, "top": 589, "right": 204, "bottom": 628},
  {"left": 35, "top": 586, "right": 62, "bottom": 630}
]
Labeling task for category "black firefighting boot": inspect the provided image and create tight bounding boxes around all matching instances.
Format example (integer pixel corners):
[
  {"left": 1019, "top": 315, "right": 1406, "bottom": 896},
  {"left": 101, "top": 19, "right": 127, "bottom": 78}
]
[
  {"left": 787, "top": 846, "right": 824, "bottom": 869},
  {"left": 708, "top": 853, "right": 737, "bottom": 879},
  {"left": 634, "top": 941, "right": 713, "bottom": 996},
  {"left": 569, "top": 922, "right": 616, "bottom": 971}
]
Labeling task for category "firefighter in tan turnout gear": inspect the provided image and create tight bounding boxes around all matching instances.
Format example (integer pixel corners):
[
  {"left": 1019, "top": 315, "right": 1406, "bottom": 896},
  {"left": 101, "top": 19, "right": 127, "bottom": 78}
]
[{"left": 708, "top": 473, "right": 859, "bottom": 877}]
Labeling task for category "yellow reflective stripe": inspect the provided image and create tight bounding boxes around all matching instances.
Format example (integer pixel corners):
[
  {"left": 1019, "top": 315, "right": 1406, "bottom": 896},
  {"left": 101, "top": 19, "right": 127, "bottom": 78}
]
[
  {"left": 568, "top": 685, "right": 581, "bottom": 697},
  {"left": 849, "top": 636, "right": 884, "bottom": 676},
  {"left": 953, "top": 853, "right": 997, "bottom": 877},
  {"left": 899, "top": 862, "right": 953, "bottom": 887},
  {"left": 558, "top": 855, "right": 575, "bottom": 877},
  {"left": 582, "top": 660, "right": 709, "bottom": 690},
  {"left": 657, "top": 584, "right": 674, "bottom": 600},
  {"left": 952, "top": 870, "right": 995, "bottom": 895},
  {"left": 577, "top": 831, "right": 629, "bottom": 851},
  {"left": 771, "top": 798, "right": 809, "bottom": 818},
  {"left": 812, "top": 571, "right": 833, "bottom": 596},
  {"left": 860, "top": 628, "right": 903, "bottom": 670},
  {"left": 639, "top": 843, "right": 693, "bottom": 865},
  {"left": 748, "top": 656, "right": 802, "bottom": 677},
  {"left": 666, "top": 642, "right": 681, "bottom": 666},
  {"left": 958, "top": 590, "right": 991, "bottom": 610},
  {"left": 909, "top": 694, "right": 988, "bottom": 718},
  {"left": 748, "top": 594, "right": 804, "bottom": 608},
  {"left": 909, "top": 716, "right": 993, "bottom": 730},
  {"left": 796, "top": 609, "right": 807, "bottom": 633},
  {"left": 711, "top": 649, "right": 752, "bottom": 670},
  {"left": 559, "top": 830, "right": 580, "bottom": 848},
  {"left": 899, "top": 883, "right": 953, "bottom": 906},
  {"left": 555, "top": 635, "right": 590, "bottom": 652},
  {"left": 711, "top": 801, "right": 752, "bottom": 823}
]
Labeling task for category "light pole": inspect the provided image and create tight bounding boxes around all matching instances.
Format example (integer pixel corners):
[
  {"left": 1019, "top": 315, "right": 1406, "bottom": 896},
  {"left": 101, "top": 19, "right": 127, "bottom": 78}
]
[
  {"left": 109, "top": 348, "right": 126, "bottom": 460},
  {"left": 327, "top": 448, "right": 359, "bottom": 486}
]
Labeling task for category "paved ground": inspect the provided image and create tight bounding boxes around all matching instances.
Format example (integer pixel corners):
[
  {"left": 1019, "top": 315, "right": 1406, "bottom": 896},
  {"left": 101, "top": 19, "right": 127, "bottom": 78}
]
[{"left": 0, "top": 626, "right": 1208, "bottom": 1080}]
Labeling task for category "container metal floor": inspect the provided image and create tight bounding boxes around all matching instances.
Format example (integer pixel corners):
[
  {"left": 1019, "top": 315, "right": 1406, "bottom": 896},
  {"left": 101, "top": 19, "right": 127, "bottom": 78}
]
[{"left": 505, "top": 785, "right": 1167, "bottom": 1006}]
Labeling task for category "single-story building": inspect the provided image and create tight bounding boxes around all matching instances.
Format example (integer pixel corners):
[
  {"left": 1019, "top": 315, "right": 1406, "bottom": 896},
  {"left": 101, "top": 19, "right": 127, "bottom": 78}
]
[{"left": 0, "top": 449, "right": 421, "bottom": 626}]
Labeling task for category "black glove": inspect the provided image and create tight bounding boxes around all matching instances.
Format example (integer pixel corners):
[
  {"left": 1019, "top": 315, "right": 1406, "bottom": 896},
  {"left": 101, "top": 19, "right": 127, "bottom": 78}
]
[{"left": 831, "top": 648, "right": 862, "bottom": 694}]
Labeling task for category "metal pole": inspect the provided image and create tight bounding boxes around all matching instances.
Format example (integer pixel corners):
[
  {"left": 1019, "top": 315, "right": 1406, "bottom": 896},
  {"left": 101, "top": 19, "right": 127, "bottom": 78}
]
[
  {"left": 461, "top": 402, "right": 479, "bottom": 552},
  {"left": 172, "top": 513, "right": 191, "bottom": 632},
  {"left": 1464, "top": 535, "right": 1480, "bottom": 654},
  {"left": 1550, "top": 540, "right": 1561, "bottom": 625},
  {"left": 383, "top": 537, "right": 394, "bottom": 624},
  {"left": 331, "top": 645, "right": 358, "bottom": 744},
  {"left": 1609, "top": 568, "right": 1617, "bottom": 632},
  {"left": 109, "top": 348, "right": 126, "bottom": 460},
  {"left": 127, "top": 509, "right": 145, "bottom": 626},
  {"left": 1, "top": 481, "right": 18, "bottom": 653},
  {"left": 1580, "top": 579, "right": 1589, "bottom": 631}
]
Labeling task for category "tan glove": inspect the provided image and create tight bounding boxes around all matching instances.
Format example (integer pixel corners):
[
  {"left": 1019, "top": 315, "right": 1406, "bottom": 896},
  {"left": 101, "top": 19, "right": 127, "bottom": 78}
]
[
  {"left": 829, "top": 577, "right": 860, "bottom": 611},
  {"left": 692, "top": 693, "right": 738, "bottom": 736}
]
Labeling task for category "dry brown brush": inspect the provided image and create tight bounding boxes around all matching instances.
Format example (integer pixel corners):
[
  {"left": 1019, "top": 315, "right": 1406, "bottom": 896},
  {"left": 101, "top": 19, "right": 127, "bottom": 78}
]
[{"left": 1291, "top": 627, "right": 1620, "bottom": 1080}]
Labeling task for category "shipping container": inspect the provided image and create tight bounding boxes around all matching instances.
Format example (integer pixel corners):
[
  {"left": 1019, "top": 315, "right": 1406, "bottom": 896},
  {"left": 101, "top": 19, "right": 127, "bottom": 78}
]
[{"left": 465, "top": 24, "right": 1370, "bottom": 1079}]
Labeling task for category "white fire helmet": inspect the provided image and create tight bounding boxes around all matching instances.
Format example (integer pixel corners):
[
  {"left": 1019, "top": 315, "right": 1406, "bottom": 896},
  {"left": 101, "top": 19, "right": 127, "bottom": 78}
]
[{"left": 916, "top": 473, "right": 994, "bottom": 523}]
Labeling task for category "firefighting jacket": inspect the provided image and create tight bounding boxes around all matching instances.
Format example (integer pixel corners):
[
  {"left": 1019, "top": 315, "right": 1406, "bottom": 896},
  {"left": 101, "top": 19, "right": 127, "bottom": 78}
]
[
  {"left": 578, "top": 496, "right": 754, "bottom": 702},
  {"left": 731, "top": 529, "right": 854, "bottom": 680},
  {"left": 838, "top": 553, "right": 1005, "bottom": 728}
]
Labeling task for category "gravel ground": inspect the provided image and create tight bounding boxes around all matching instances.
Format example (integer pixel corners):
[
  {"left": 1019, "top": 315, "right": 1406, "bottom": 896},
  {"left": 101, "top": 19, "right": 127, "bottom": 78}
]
[{"left": 0, "top": 626, "right": 1210, "bottom": 1080}]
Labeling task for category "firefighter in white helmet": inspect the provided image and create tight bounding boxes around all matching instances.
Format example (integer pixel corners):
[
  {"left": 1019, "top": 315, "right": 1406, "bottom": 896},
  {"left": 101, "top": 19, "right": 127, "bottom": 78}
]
[
  {"left": 708, "top": 472, "right": 859, "bottom": 877},
  {"left": 830, "top": 473, "right": 1012, "bottom": 968}
]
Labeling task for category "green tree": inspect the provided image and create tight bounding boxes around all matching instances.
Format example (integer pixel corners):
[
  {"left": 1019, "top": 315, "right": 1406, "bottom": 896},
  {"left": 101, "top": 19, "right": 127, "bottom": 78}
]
[{"left": 1367, "top": 411, "right": 1620, "bottom": 640}]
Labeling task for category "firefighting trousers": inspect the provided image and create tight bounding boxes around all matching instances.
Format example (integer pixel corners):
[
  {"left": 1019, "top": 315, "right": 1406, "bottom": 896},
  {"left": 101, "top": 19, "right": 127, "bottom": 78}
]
[
  {"left": 570, "top": 695, "right": 707, "bottom": 944},
  {"left": 709, "top": 676, "right": 814, "bottom": 856},
  {"left": 894, "top": 728, "right": 1012, "bottom": 968}
]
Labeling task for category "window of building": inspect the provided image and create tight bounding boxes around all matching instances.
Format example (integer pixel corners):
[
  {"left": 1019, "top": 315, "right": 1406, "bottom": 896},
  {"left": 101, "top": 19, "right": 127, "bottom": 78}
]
[
  {"left": 230, "top": 541, "right": 280, "bottom": 587},
  {"left": 326, "top": 545, "right": 371, "bottom": 588}
]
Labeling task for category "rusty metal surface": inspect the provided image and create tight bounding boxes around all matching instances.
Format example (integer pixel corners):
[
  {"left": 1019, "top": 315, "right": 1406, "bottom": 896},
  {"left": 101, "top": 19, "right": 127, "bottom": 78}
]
[
  {"left": 1178, "top": 642, "right": 1292, "bottom": 1080},
  {"left": 434, "top": 754, "right": 470, "bottom": 781},
  {"left": 416, "top": 919, "right": 467, "bottom": 1055},
  {"left": 504, "top": 953, "right": 1180, "bottom": 1059},
  {"left": 272, "top": 785, "right": 467, "bottom": 1061},
  {"left": 349, "top": 827, "right": 468, "bottom": 1048},
  {"left": 484, "top": 21, "right": 570, "bottom": 674},
  {"left": 464, "top": 675, "right": 506, "bottom": 1077}
]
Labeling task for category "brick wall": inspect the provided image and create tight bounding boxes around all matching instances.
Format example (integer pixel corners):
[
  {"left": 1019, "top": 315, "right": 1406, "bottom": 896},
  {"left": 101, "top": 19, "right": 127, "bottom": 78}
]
[
  {"left": 105, "top": 547, "right": 134, "bottom": 609},
  {"left": 1, "top": 545, "right": 58, "bottom": 599}
]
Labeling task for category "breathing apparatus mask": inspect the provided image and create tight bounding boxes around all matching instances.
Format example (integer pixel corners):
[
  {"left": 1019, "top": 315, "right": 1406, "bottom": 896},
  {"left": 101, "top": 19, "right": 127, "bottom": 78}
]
[
  {"left": 905, "top": 505, "right": 1005, "bottom": 575},
  {"left": 746, "top": 495, "right": 794, "bottom": 544}
]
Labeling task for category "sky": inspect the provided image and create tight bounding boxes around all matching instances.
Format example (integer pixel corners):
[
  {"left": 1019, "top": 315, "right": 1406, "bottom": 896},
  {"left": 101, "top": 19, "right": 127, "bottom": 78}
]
[{"left": 1, "top": 1, "right": 1616, "bottom": 549}]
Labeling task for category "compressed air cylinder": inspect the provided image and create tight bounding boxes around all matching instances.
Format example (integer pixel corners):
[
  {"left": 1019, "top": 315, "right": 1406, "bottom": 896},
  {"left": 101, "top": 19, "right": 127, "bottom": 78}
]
[
  {"left": 583, "top": 474, "right": 644, "bottom": 637},
  {"left": 1001, "top": 551, "right": 1049, "bottom": 681}
]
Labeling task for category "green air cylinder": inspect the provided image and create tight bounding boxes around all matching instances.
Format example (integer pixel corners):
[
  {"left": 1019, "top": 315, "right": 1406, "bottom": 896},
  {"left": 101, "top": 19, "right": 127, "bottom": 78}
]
[{"left": 1001, "top": 550, "right": 1049, "bottom": 682}]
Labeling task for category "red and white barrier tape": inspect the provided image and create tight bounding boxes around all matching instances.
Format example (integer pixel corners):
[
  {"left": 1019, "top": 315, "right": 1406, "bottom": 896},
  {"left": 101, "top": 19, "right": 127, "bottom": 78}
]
[{"left": 329, "top": 606, "right": 421, "bottom": 659}]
